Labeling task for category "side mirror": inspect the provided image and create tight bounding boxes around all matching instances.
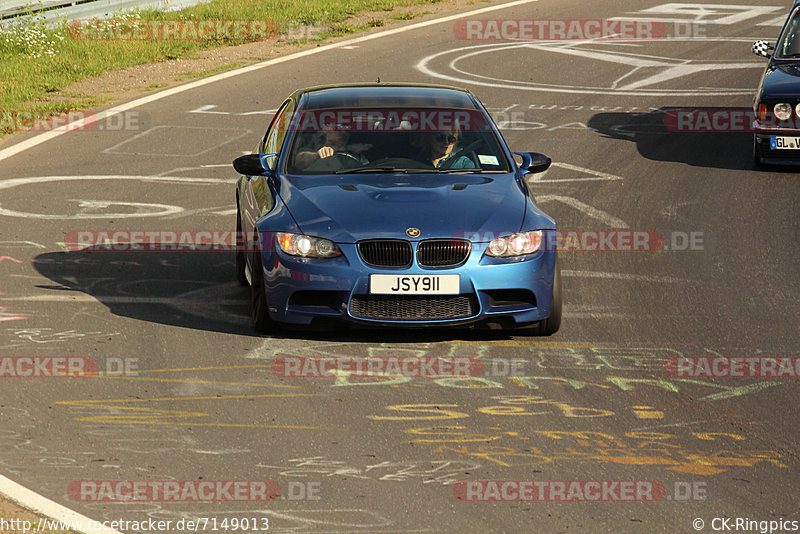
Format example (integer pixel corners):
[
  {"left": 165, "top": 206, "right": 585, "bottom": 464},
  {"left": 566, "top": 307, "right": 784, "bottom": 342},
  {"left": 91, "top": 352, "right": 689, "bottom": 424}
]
[
  {"left": 752, "top": 40, "right": 773, "bottom": 58},
  {"left": 514, "top": 151, "right": 552, "bottom": 175},
  {"left": 233, "top": 154, "right": 276, "bottom": 177}
]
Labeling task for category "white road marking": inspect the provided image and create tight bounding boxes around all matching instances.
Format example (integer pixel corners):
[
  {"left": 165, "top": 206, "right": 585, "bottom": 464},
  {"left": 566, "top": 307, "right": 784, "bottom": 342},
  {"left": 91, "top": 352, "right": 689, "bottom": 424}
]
[
  {"left": 613, "top": 4, "right": 783, "bottom": 26},
  {"left": 0, "top": 295, "right": 236, "bottom": 304},
  {"left": 563, "top": 270, "right": 690, "bottom": 283},
  {"left": 101, "top": 125, "right": 251, "bottom": 157},
  {"left": 158, "top": 205, "right": 237, "bottom": 219},
  {"left": 0, "top": 175, "right": 230, "bottom": 191},
  {"left": 211, "top": 208, "right": 238, "bottom": 216},
  {"left": 188, "top": 105, "right": 279, "bottom": 116},
  {"left": 536, "top": 194, "right": 629, "bottom": 228},
  {"left": 758, "top": 15, "right": 787, "bottom": 26},
  {"left": 530, "top": 162, "right": 624, "bottom": 183},
  {"left": 189, "top": 449, "right": 252, "bottom": 455}
]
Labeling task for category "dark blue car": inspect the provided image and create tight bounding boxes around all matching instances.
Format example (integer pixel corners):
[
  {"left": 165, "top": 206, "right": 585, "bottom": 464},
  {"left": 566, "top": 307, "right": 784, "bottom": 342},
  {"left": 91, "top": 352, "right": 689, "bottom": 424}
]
[
  {"left": 233, "top": 83, "right": 560, "bottom": 335},
  {"left": 752, "top": 1, "right": 800, "bottom": 165}
]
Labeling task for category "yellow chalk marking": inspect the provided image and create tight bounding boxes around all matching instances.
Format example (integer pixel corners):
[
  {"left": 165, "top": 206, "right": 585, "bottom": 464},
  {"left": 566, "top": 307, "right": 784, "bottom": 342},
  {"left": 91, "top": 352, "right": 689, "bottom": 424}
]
[
  {"left": 84, "top": 363, "right": 300, "bottom": 388},
  {"left": 99, "top": 375, "right": 298, "bottom": 388},
  {"left": 56, "top": 393, "right": 346, "bottom": 430},
  {"left": 447, "top": 340, "right": 600, "bottom": 347},
  {"left": 632, "top": 405, "right": 664, "bottom": 419},
  {"left": 133, "top": 364, "right": 282, "bottom": 373}
]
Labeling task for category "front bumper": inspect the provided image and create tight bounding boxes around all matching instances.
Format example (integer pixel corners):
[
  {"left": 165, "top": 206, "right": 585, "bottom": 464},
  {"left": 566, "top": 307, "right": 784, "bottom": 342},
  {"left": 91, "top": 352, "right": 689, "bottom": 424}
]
[
  {"left": 258, "top": 239, "right": 556, "bottom": 328},
  {"left": 753, "top": 122, "right": 800, "bottom": 165}
]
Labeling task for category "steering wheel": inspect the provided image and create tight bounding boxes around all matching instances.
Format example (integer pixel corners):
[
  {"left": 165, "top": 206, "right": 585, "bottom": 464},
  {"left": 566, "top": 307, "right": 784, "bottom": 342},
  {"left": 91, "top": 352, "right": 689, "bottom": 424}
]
[
  {"left": 332, "top": 151, "right": 362, "bottom": 164},
  {"left": 306, "top": 151, "right": 363, "bottom": 172},
  {"left": 438, "top": 140, "right": 482, "bottom": 169}
]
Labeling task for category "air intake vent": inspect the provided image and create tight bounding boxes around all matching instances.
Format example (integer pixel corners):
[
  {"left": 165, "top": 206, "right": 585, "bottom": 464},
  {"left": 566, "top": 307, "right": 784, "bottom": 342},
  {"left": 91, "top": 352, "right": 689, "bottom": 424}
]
[
  {"left": 417, "top": 239, "right": 471, "bottom": 267},
  {"left": 357, "top": 240, "right": 412, "bottom": 268},
  {"left": 350, "top": 295, "right": 476, "bottom": 320}
]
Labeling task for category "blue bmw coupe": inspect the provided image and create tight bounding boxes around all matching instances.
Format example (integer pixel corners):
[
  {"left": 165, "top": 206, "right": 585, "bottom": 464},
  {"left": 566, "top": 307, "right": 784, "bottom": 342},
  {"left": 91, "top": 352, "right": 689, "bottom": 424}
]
[{"left": 233, "top": 83, "right": 560, "bottom": 335}]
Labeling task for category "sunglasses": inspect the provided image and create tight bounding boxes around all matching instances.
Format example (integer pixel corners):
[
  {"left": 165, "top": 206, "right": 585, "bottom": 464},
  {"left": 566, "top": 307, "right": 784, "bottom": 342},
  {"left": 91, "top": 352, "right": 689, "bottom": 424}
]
[
  {"left": 435, "top": 133, "right": 457, "bottom": 144},
  {"left": 322, "top": 123, "right": 351, "bottom": 131}
]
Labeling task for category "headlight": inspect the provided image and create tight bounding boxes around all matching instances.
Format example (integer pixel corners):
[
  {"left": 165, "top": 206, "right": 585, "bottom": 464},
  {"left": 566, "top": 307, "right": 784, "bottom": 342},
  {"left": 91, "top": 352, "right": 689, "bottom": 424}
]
[
  {"left": 774, "top": 103, "right": 792, "bottom": 120},
  {"left": 276, "top": 233, "right": 341, "bottom": 258},
  {"left": 486, "top": 230, "right": 544, "bottom": 257}
]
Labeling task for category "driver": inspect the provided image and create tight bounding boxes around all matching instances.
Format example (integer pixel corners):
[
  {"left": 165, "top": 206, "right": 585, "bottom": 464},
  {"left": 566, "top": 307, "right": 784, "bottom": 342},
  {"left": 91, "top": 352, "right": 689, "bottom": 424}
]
[{"left": 294, "top": 123, "right": 368, "bottom": 170}]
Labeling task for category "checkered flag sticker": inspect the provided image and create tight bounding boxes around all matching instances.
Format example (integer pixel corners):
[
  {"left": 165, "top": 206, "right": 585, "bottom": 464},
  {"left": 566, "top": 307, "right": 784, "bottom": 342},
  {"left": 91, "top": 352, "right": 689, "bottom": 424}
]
[{"left": 752, "top": 40, "right": 772, "bottom": 57}]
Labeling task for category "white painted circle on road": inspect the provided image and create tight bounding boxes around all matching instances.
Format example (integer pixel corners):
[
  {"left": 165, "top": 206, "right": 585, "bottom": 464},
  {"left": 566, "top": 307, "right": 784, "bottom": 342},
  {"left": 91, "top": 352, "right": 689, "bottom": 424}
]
[
  {"left": 417, "top": 39, "right": 764, "bottom": 96},
  {"left": 0, "top": 175, "right": 231, "bottom": 219}
]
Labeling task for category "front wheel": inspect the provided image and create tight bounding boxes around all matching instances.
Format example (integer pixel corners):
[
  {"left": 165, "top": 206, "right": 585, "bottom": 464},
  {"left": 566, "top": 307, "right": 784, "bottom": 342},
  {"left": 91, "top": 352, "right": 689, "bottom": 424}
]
[
  {"left": 250, "top": 250, "right": 279, "bottom": 333},
  {"left": 753, "top": 134, "right": 765, "bottom": 169},
  {"left": 235, "top": 209, "right": 248, "bottom": 286}
]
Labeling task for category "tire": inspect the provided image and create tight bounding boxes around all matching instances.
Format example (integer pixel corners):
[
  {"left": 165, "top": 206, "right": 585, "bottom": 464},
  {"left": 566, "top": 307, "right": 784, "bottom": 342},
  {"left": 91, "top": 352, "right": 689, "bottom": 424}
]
[
  {"left": 524, "top": 255, "right": 562, "bottom": 336},
  {"left": 250, "top": 249, "right": 279, "bottom": 333},
  {"left": 753, "top": 134, "right": 765, "bottom": 169},
  {"left": 235, "top": 208, "right": 248, "bottom": 286}
]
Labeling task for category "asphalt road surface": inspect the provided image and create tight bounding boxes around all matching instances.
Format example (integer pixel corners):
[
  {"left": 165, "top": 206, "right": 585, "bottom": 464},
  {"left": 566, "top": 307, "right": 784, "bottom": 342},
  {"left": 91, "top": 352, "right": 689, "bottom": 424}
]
[{"left": 1, "top": 0, "right": 798, "bottom": 533}]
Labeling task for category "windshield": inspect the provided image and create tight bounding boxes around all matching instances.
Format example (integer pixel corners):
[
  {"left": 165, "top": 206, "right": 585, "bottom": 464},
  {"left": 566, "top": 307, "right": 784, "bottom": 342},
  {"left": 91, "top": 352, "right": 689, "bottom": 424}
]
[
  {"left": 774, "top": 7, "right": 800, "bottom": 59},
  {"left": 283, "top": 107, "right": 512, "bottom": 174}
]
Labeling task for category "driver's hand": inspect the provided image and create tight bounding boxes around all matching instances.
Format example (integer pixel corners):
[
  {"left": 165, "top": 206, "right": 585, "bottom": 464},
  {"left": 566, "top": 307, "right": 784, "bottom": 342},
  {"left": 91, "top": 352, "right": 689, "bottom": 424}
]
[{"left": 317, "top": 146, "right": 334, "bottom": 159}]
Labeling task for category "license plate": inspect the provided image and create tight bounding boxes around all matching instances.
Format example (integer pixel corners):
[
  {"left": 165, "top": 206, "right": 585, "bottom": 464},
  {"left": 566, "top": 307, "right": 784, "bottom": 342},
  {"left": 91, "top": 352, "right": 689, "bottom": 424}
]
[
  {"left": 370, "top": 274, "right": 459, "bottom": 294},
  {"left": 770, "top": 136, "right": 800, "bottom": 150}
]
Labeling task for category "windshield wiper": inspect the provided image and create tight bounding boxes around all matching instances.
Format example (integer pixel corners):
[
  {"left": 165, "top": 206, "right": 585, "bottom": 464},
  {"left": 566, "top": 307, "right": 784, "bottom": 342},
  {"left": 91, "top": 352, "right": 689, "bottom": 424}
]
[
  {"left": 433, "top": 169, "right": 506, "bottom": 173},
  {"left": 335, "top": 166, "right": 433, "bottom": 174},
  {"left": 334, "top": 166, "right": 506, "bottom": 175}
]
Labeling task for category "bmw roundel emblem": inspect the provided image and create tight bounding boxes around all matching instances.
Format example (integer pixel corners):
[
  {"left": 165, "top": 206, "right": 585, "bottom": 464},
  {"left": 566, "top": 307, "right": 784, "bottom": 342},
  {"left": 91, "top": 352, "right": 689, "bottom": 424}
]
[{"left": 406, "top": 227, "right": 421, "bottom": 238}]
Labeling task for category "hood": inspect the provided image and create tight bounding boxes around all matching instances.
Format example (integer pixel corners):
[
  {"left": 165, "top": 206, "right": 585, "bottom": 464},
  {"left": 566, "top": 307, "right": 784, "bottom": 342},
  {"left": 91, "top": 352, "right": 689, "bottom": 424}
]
[
  {"left": 277, "top": 173, "right": 526, "bottom": 242},
  {"left": 760, "top": 62, "right": 800, "bottom": 99}
]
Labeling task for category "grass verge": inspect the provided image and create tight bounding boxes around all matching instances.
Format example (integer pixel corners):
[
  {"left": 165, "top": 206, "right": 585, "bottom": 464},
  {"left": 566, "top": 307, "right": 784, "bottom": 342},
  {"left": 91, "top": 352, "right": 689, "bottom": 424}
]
[{"left": 0, "top": 497, "right": 70, "bottom": 533}]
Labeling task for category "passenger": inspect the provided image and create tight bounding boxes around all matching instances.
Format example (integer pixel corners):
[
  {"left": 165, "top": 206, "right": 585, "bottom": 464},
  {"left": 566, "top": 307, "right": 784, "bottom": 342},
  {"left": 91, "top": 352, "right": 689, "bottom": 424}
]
[{"left": 409, "top": 130, "right": 476, "bottom": 169}]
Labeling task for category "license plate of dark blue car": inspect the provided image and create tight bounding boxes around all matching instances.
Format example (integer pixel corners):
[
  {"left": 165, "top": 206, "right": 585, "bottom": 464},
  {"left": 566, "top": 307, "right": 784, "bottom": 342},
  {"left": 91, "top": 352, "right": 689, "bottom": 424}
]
[
  {"left": 370, "top": 274, "right": 460, "bottom": 294},
  {"left": 770, "top": 136, "right": 800, "bottom": 149}
]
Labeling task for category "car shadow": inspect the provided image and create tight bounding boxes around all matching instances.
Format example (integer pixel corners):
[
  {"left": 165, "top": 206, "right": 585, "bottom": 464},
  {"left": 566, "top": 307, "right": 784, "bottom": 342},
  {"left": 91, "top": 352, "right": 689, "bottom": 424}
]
[
  {"left": 32, "top": 248, "right": 257, "bottom": 335},
  {"left": 586, "top": 107, "right": 759, "bottom": 171},
  {"left": 32, "top": 248, "right": 531, "bottom": 342}
]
